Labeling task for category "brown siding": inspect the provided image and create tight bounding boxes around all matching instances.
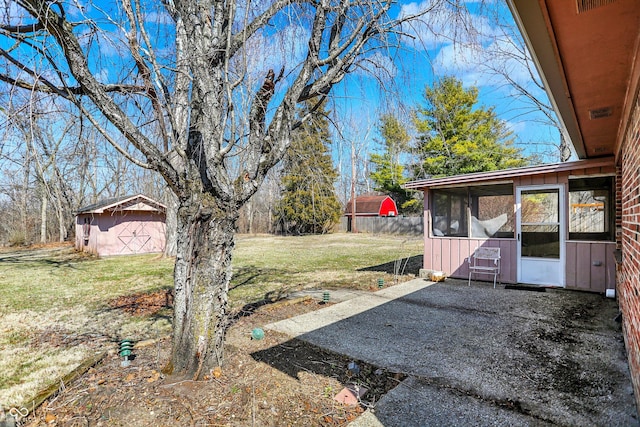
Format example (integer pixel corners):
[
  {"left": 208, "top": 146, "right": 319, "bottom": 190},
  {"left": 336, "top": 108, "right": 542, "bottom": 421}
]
[
  {"left": 531, "top": 175, "right": 545, "bottom": 185},
  {"left": 544, "top": 172, "right": 559, "bottom": 184},
  {"left": 619, "top": 94, "right": 640, "bottom": 409}
]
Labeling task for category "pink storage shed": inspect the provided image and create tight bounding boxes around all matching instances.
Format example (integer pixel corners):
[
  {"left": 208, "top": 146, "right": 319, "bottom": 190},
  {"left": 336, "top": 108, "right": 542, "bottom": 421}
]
[
  {"left": 405, "top": 157, "right": 616, "bottom": 293},
  {"left": 75, "top": 194, "right": 166, "bottom": 256}
]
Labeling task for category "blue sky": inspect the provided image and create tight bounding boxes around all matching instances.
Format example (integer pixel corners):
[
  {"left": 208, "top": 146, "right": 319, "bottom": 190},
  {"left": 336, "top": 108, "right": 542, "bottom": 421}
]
[
  {"left": 1, "top": 0, "right": 563, "bottom": 180},
  {"left": 328, "top": 0, "right": 562, "bottom": 164}
]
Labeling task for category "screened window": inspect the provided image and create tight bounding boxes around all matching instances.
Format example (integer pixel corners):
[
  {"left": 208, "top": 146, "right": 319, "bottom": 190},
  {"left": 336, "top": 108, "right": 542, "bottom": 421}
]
[
  {"left": 431, "top": 184, "right": 514, "bottom": 238},
  {"left": 431, "top": 189, "right": 468, "bottom": 237},
  {"left": 569, "top": 176, "right": 614, "bottom": 241},
  {"left": 470, "top": 184, "right": 514, "bottom": 238}
]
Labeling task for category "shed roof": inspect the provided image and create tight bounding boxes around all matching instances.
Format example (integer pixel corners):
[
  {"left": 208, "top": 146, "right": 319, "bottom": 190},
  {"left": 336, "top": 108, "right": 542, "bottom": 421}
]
[
  {"left": 404, "top": 157, "right": 615, "bottom": 190},
  {"left": 344, "top": 194, "right": 395, "bottom": 215},
  {"left": 77, "top": 194, "right": 166, "bottom": 214}
]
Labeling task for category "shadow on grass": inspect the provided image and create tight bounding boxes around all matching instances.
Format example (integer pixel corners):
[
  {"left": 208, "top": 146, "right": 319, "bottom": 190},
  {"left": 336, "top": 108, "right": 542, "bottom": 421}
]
[
  {"left": 357, "top": 255, "right": 423, "bottom": 276},
  {"left": 230, "top": 265, "right": 289, "bottom": 290},
  {"left": 0, "top": 247, "right": 92, "bottom": 268},
  {"left": 100, "top": 286, "right": 175, "bottom": 327}
]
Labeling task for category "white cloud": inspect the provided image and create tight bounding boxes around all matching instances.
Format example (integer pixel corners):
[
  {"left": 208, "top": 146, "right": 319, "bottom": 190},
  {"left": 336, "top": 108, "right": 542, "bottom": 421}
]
[
  {"left": 144, "top": 11, "right": 173, "bottom": 25},
  {"left": 95, "top": 68, "right": 110, "bottom": 84},
  {"left": 505, "top": 119, "right": 527, "bottom": 135},
  {"left": 433, "top": 42, "right": 481, "bottom": 73},
  {"left": 398, "top": 1, "right": 498, "bottom": 51},
  {"left": 3, "top": 0, "right": 32, "bottom": 23},
  {"left": 431, "top": 34, "right": 548, "bottom": 102},
  {"left": 77, "top": 27, "right": 126, "bottom": 59},
  {"left": 65, "top": 0, "right": 93, "bottom": 18},
  {"left": 355, "top": 52, "right": 398, "bottom": 81},
  {"left": 243, "top": 25, "right": 310, "bottom": 78},
  {"left": 398, "top": 1, "right": 538, "bottom": 91}
]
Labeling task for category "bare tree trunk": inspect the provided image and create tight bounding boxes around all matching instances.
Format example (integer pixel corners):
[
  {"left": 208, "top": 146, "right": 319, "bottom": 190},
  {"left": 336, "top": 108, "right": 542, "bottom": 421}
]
[
  {"left": 21, "top": 153, "right": 31, "bottom": 242},
  {"left": 247, "top": 200, "right": 254, "bottom": 234},
  {"left": 3, "top": 0, "right": 435, "bottom": 381},
  {"left": 169, "top": 198, "right": 237, "bottom": 378},
  {"left": 40, "top": 195, "right": 47, "bottom": 243},
  {"left": 56, "top": 197, "right": 67, "bottom": 242},
  {"left": 164, "top": 190, "right": 178, "bottom": 257},
  {"left": 351, "top": 142, "right": 357, "bottom": 233},
  {"left": 559, "top": 132, "right": 571, "bottom": 162}
]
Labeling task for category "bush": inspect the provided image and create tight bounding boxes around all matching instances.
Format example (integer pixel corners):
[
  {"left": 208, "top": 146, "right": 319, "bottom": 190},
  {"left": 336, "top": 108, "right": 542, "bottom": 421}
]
[{"left": 8, "top": 231, "right": 27, "bottom": 247}]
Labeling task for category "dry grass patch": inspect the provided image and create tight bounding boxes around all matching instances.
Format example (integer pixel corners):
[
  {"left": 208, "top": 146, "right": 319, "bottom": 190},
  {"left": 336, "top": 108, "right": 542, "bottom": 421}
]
[
  {"left": 0, "top": 245, "right": 174, "bottom": 410},
  {"left": 1, "top": 234, "right": 422, "bottom": 415},
  {"left": 230, "top": 233, "right": 423, "bottom": 306}
]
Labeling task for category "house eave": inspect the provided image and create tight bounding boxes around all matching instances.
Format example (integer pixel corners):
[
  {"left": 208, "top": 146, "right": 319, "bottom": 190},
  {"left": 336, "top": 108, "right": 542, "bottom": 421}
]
[{"left": 404, "top": 157, "right": 614, "bottom": 190}]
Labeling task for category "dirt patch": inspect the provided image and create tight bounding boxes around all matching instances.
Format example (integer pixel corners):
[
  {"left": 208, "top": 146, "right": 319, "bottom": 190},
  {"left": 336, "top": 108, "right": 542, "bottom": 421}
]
[
  {"left": 18, "top": 293, "right": 405, "bottom": 426},
  {"left": 108, "top": 289, "right": 174, "bottom": 317},
  {"left": 506, "top": 294, "right": 621, "bottom": 402}
]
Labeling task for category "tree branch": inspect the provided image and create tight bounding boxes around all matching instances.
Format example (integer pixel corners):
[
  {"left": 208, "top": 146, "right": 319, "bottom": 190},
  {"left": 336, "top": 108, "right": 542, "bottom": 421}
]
[{"left": 17, "top": 0, "right": 182, "bottom": 192}]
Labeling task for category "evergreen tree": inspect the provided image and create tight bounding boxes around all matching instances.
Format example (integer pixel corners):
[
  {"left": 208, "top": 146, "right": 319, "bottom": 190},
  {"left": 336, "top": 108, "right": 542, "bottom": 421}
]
[
  {"left": 369, "top": 114, "right": 421, "bottom": 214},
  {"left": 413, "top": 77, "right": 529, "bottom": 178},
  {"left": 276, "top": 102, "right": 342, "bottom": 234}
]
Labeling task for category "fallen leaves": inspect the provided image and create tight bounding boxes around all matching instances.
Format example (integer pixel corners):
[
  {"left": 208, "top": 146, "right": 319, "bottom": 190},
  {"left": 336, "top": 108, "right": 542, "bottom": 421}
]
[
  {"left": 108, "top": 290, "right": 173, "bottom": 316},
  {"left": 22, "top": 297, "right": 403, "bottom": 426},
  {"left": 147, "top": 370, "right": 161, "bottom": 383}
]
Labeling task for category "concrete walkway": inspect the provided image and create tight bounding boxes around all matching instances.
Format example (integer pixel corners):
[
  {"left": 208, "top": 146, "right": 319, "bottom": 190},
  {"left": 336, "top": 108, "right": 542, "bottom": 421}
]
[{"left": 266, "top": 279, "right": 638, "bottom": 426}]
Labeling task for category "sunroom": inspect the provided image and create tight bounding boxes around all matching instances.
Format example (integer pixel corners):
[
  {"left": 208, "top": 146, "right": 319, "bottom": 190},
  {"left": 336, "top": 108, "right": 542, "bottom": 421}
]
[{"left": 404, "top": 157, "right": 616, "bottom": 293}]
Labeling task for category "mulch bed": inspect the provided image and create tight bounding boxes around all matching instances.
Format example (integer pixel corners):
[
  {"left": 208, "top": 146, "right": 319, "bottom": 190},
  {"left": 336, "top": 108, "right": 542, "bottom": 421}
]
[{"left": 19, "top": 292, "right": 405, "bottom": 426}]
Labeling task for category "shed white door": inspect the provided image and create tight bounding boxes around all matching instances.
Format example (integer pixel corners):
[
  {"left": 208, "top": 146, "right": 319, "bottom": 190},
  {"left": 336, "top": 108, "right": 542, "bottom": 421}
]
[{"left": 516, "top": 185, "right": 565, "bottom": 286}]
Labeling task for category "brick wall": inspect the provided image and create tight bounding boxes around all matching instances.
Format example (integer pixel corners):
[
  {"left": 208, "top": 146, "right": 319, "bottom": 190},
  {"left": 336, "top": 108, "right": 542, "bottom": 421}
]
[{"left": 619, "top": 95, "right": 640, "bottom": 409}]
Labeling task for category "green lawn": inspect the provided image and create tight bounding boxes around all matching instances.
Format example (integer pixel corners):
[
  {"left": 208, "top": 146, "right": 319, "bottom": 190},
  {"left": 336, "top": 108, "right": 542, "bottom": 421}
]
[{"left": 0, "top": 233, "right": 422, "bottom": 409}]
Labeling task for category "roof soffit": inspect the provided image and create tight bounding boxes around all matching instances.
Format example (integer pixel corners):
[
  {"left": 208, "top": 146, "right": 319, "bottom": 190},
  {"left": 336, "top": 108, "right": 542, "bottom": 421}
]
[{"left": 508, "top": 0, "right": 640, "bottom": 160}]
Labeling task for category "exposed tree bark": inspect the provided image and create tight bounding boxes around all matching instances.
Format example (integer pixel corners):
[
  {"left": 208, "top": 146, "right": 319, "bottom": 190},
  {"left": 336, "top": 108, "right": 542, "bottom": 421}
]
[
  {"left": 163, "top": 190, "right": 179, "bottom": 257},
  {"left": 171, "top": 196, "right": 237, "bottom": 377},
  {"left": 21, "top": 149, "right": 30, "bottom": 243},
  {"left": 559, "top": 132, "right": 572, "bottom": 162}
]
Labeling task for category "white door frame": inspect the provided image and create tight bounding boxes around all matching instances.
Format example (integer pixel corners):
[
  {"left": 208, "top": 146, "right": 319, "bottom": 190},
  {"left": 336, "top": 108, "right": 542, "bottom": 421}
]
[{"left": 516, "top": 184, "right": 565, "bottom": 287}]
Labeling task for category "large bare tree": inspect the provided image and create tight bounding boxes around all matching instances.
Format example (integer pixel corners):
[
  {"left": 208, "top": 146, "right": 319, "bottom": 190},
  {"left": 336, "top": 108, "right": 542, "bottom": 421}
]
[{"left": 0, "top": 0, "right": 434, "bottom": 378}]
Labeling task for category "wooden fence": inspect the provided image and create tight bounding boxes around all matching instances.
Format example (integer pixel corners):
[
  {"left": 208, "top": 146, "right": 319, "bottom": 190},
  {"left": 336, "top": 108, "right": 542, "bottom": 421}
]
[{"left": 338, "top": 216, "right": 423, "bottom": 235}]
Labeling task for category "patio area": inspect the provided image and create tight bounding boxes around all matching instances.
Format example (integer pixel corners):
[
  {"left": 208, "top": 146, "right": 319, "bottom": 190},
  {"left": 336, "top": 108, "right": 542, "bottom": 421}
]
[{"left": 263, "top": 278, "right": 638, "bottom": 426}]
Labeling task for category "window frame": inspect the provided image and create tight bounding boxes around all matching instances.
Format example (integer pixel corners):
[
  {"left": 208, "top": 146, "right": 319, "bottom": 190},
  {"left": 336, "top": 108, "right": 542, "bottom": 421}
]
[
  {"left": 469, "top": 184, "right": 515, "bottom": 239},
  {"left": 430, "top": 188, "right": 468, "bottom": 237},
  {"left": 568, "top": 176, "right": 615, "bottom": 242},
  {"left": 430, "top": 183, "right": 515, "bottom": 239}
]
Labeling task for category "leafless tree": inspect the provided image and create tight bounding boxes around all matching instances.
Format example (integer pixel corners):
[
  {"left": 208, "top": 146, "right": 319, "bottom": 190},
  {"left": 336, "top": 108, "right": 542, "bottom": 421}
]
[
  {"left": 0, "top": 96, "right": 76, "bottom": 243},
  {"left": 0, "top": 0, "right": 437, "bottom": 378},
  {"left": 238, "top": 169, "right": 280, "bottom": 234},
  {"left": 483, "top": 28, "right": 571, "bottom": 161},
  {"left": 473, "top": 3, "right": 572, "bottom": 162},
  {"left": 0, "top": 91, "right": 157, "bottom": 245}
]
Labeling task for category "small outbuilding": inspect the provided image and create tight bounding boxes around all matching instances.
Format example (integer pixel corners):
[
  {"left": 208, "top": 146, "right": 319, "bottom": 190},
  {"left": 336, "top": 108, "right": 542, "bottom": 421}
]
[
  {"left": 344, "top": 194, "right": 398, "bottom": 217},
  {"left": 75, "top": 194, "right": 166, "bottom": 256},
  {"left": 404, "top": 157, "right": 616, "bottom": 293}
]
